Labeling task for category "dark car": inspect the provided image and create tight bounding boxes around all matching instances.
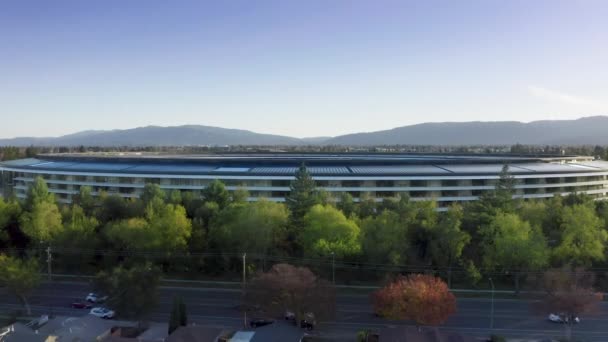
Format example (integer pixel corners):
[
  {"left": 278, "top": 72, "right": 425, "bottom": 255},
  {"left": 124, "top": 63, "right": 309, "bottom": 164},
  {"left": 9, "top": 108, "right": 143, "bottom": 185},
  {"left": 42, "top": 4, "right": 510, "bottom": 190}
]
[
  {"left": 300, "top": 313, "right": 316, "bottom": 331},
  {"left": 249, "top": 318, "right": 275, "bottom": 328},
  {"left": 71, "top": 301, "right": 93, "bottom": 309}
]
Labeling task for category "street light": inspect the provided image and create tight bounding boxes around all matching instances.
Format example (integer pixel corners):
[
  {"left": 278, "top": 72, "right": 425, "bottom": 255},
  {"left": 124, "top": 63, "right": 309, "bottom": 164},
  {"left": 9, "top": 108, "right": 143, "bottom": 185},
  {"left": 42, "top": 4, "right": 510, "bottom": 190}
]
[{"left": 489, "top": 277, "right": 495, "bottom": 331}]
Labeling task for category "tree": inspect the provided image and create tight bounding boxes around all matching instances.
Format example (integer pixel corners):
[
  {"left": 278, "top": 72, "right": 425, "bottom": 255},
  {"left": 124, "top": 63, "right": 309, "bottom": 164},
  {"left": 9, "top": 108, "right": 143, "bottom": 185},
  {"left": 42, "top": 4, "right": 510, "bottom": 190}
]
[
  {"left": 104, "top": 201, "right": 192, "bottom": 256},
  {"left": 481, "top": 212, "right": 549, "bottom": 292},
  {"left": 166, "top": 189, "right": 182, "bottom": 206},
  {"left": 286, "top": 164, "right": 318, "bottom": 228},
  {"left": 20, "top": 178, "right": 62, "bottom": 244},
  {"left": 23, "top": 176, "right": 54, "bottom": 210},
  {"left": 72, "top": 186, "right": 96, "bottom": 217},
  {"left": 244, "top": 263, "right": 335, "bottom": 324},
  {"left": 231, "top": 187, "right": 250, "bottom": 204},
  {"left": 532, "top": 266, "right": 602, "bottom": 340},
  {"left": 299, "top": 204, "right": 361, "bottom": 258},
  {"left": 554, "top": 204, "right": 607, "bottom": 266},
  {"left": 337, "top": 192, "right": 355, "bottom": 218},
  {"left": 202, "top": 180, "right": 230, "bottom": 209},
  {"left": 372, "top": 274, "right": 456, "bottom": 327},
  {"left": 429, "top": 205, "right": 470, "bottom": 287},
  {"left": 94, "top": 263, "right": 161, "bottom": 320},
  {"left": 0, "top": 197, "right": 22, "bottom": 246},
  {"left": 209, "top": 200, "right": 288, "bottom": 255},
  {"left": 168, "top": 296, "right": 187, "bottom": 334},
  {"left": 357, "top": 193, "right": 377, "bottom": 218},
  {"left": 360, "top": 210, "right": 408, "bottom": 266},
  {"left": 0, "top": 255, "right": 41, "bottom": 315},
  {"left": 141, "top": 183, "right": 166, "bottom": 206},
  {"left": 52, "top": 205, "right": 99, "bottom": 271}
]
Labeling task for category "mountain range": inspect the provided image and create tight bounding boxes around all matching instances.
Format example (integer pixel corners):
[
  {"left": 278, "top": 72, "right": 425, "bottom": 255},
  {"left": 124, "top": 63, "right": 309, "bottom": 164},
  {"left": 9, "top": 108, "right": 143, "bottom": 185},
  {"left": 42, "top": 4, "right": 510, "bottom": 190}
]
[{"left": 2, "top": 116, "right": 608, "bottom": 146}]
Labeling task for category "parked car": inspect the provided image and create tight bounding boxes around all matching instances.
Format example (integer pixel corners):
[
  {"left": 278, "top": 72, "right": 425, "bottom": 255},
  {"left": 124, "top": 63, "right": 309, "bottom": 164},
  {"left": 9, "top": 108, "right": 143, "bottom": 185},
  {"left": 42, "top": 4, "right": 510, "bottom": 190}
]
[
  {"left": 249, "top": 318, "right": 275, "bottom": 328},
  {"left": 71, "top": 301, "right": 92, "bottom": 309},
  {"left": 89, "top": 307, "right": 115, "bottom": 319},
  {"left": 86, "top": 293, "right": 108, "bottom": 303},
  {"left": 284, "top": 310, "right": 295, "bottom": 321},
  {"left": 300, "top": 313, "right": 316, "bottom": 331},
  {"left": 548, "top": 313, "right": 580, "bottom": 324}
]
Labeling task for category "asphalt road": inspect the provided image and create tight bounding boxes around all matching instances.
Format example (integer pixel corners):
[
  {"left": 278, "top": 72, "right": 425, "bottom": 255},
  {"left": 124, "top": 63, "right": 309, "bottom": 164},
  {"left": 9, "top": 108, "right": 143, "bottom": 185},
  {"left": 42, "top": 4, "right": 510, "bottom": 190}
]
[{"left": 2, "top": 282, "right": 608, "bottom": 341}]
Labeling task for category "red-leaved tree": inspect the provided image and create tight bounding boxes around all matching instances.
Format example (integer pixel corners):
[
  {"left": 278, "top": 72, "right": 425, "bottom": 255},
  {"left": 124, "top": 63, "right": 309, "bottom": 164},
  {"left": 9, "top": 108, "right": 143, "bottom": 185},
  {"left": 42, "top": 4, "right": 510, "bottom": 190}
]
[{"left": 372, "top": 274, "right": 456, "bottom": 327}]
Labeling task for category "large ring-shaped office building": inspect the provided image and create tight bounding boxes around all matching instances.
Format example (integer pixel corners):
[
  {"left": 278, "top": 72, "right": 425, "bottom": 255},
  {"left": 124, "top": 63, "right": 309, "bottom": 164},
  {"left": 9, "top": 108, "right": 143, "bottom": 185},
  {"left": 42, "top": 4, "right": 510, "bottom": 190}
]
[{"left": 2, "top": 153, "right": 608, "bottom": 209}]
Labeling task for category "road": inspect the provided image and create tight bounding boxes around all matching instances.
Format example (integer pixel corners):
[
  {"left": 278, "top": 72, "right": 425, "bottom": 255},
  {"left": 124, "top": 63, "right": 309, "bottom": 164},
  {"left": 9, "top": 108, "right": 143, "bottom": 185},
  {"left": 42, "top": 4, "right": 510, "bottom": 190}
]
[{"left": 2, "top": 282, "right": 608, "bottom": 341}]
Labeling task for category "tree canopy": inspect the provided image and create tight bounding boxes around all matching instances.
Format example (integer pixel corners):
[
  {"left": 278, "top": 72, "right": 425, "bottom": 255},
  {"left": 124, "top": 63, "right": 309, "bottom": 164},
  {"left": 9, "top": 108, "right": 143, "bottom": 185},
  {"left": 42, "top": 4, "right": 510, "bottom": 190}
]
[
  {"left": 372, "top": 274, "right": 456, "bottom": 326},
  {"left": 299, "top": 204, "right": 361, "bottom": 258}
]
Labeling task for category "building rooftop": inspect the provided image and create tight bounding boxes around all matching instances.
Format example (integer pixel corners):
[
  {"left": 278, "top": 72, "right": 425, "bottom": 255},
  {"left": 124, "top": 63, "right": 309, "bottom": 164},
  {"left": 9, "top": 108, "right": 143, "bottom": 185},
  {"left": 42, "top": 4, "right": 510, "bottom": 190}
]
[{"left": 0, "top": 153, "right": 603, "bottom": 177}]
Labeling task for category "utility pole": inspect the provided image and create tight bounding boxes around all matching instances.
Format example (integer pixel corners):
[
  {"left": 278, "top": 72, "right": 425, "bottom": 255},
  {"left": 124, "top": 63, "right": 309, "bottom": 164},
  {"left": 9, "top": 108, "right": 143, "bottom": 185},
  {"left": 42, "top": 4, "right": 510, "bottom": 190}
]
[
  {"left": 331, "top": 252, "right": 335, "bottom": 285},
  {"left": 489, "top": 277, "right": 495, "bottom": 331},
  {"left": 46, "top": 246, "right": 52, "bottom": 282},
  {"left": 242, "top": 253, "right": 247, "bottom": 328},
  {"left": 46, "top": 246, "right": 54, "bottom": 317}
]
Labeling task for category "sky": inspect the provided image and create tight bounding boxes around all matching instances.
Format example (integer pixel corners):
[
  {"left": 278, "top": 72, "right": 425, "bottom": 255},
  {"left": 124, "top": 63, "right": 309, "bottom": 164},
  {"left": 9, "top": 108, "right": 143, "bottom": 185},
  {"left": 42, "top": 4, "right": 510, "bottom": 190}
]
[{"left": 1, "top": 0, "right": 608, "bottom": 139}]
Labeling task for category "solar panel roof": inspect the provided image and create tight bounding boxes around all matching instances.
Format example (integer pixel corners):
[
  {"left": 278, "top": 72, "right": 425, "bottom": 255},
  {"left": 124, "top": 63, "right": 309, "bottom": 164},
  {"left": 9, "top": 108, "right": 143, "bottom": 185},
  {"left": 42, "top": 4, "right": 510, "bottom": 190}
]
[
  {"left": 250, "top": 166, "right": 350, "bottom": 174},
  {"left": 512, "top": 163, "right": 584, "bottom": 172},
  {"left": 349, "top": 165, "right": 449, "bottom": 174},
  {"left": 126, "top": 164, "right": 216, "bottom": 173},
  {"left": 214, "top": 167, "right": 250, "bottom": 172},
  {"left": 442, "top": 164, "right": 527, "bottom": 174},
  {"left": 61, "top": 163, "right": 135, "bottom": 171}
]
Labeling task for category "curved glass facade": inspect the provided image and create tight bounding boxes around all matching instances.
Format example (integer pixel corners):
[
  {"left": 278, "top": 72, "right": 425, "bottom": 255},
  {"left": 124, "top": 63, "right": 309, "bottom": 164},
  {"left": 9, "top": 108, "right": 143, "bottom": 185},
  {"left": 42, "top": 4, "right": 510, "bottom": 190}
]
[{"left": 2, "top": 154, "right": 608, "bottom": 209}]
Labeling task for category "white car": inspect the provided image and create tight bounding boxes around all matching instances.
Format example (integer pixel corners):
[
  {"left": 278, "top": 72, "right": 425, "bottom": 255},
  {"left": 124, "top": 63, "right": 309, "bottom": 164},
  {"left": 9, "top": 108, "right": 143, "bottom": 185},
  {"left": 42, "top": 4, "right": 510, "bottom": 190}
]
[
  {"left": 89, "top": 307, "right": 115, "bottom": 319},
  {"left": 548, "top": 313, "right": 580, "bottom": 324},
  {"left": 86, "top": 293, "right": 108, "bottom": 303}
]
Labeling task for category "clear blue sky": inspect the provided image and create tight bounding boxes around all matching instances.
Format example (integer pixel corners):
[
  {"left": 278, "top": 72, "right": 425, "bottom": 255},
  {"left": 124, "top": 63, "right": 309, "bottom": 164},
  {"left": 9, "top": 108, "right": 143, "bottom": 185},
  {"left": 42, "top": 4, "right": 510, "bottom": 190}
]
[{"left": 1, "top": 0, "right": 607, "bottom": 138}]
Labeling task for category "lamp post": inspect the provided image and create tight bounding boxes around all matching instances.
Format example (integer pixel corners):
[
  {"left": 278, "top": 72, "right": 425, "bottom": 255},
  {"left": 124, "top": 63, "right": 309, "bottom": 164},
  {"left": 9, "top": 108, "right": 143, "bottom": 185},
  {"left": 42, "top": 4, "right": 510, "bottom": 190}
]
[{"left": 489, "top": 277, "right": 495, "bottom": 331}]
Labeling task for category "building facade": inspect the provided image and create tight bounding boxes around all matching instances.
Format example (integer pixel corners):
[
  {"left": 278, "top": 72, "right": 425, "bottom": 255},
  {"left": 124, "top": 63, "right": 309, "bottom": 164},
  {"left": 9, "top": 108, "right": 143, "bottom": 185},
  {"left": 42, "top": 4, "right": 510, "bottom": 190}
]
[{"left": 1, "top": 153, "right": 608, "bottom": 209}]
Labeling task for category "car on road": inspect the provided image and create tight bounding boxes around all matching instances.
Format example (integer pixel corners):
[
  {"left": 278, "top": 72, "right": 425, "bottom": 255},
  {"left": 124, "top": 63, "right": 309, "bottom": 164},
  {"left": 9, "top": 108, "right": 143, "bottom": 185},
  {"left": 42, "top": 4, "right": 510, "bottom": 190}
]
[
  {"left": 86, "top": 293, "right": 108, "bottom": 303},
  {"left": 71, "top": 301, "right": 92, "bottom": 309},
  {"left": 89, "top": 307, "right": 115, "bottom": 319},
  {"left": 548, "top": 313, "right": 580, "bottom": 324},
  {"left": 249, "top": 318, "right": 275, "bottom": 328},
  {"left": 300, "top": 312, "right": 316, "bottom": 330}
]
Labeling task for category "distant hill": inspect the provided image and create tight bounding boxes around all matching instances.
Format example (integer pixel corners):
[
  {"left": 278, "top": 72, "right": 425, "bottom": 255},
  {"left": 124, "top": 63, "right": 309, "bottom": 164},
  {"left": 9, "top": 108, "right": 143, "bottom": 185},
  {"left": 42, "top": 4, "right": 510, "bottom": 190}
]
[
  {"left": 0, "top": 125, "right": 302, "bottom": 146},
  {"left": 324, "top": 116, "right": 608, "bottom": 145},
  {"left": 2, "top": 116, "right": 608, "bottom": 146}
]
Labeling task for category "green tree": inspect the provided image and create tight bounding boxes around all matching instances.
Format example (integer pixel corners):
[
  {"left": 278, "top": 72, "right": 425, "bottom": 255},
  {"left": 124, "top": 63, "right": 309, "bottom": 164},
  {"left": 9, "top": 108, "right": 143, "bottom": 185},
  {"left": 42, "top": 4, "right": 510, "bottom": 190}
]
[
  {"left": 481, "top": 212, "right": 549, "bottom": 292},
  {"left": 554, "top": 204, "right": 608, "bottom": 266},
  {"left": 300, "top": 204, "right": 361, "bottom": 258},
  {"left": 104, "top": 201, "right": 191, "bottom": 257},
  {"left": 19, "top": 177, "right": 62, "bottom": 244},
  {"left": 357, "top": 193, "right": 377, "bottom": 218},
  {"left": 209, "top": 200, "right": 288, "bottom": 255},
  {"left": 141, "top": 183, "right": 165, "bottom": 206},
  {"left": 73, "top": 186, "right": 97, "bottom": 217},
  {"left": 166, "top": 189, "right": 182, "bottom": 206},
  {"left": 407, "top": 200, "right": 439, "bottom": 264},
  {"left": 53, "top": 205, "right": 99, "bottom": 271},
  {"left": 360, "top": 210, "right": 408, "bottom": 266},
  {"left": 337, "top": 192, "right": 355, "bottom": 218},
  {"left": 231, "top": 187, "right": 250, "bottom": 204},
  {"left": 23, "top": 176, "right": 54, "bottom": 210},
  {"left": 429, "top": 205, "right": 470, "bottom": 287},
  {"left": 286, "top": 165, "right": 318, "bottom": 228},
  {"left": 0, "top": 255, "right": 41, "bottom": 315},
  {"left": 202, "top": 180, "right": 230, "bottom": 209},
  {"left": 0, "top": 198, "right": 22, "bottom": 246},
  {"left": 94, "top": 263, "right": 161, "bottom": 320}
]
